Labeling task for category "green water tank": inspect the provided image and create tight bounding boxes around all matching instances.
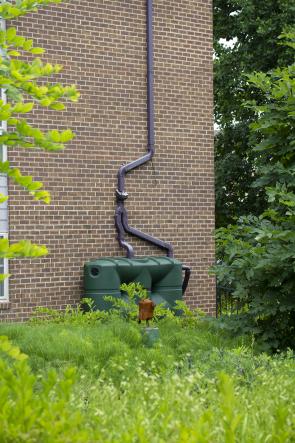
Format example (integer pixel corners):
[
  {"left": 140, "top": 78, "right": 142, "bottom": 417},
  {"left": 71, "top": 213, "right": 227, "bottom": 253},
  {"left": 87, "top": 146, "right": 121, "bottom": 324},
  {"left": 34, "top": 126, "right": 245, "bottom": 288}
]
[{"left": 84, "top": 257, "right": 183, "bottom": 311}]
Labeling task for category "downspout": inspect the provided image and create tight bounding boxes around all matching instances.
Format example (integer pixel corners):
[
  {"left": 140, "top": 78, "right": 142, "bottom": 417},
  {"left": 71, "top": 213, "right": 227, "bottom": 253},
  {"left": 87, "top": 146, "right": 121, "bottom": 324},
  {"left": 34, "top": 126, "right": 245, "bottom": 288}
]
[
  {"left": 114, "top": 0, "right": 191, "bottom": 296},
  {"left": 115, "top": 0, "right": 173, "bottom": 259}
]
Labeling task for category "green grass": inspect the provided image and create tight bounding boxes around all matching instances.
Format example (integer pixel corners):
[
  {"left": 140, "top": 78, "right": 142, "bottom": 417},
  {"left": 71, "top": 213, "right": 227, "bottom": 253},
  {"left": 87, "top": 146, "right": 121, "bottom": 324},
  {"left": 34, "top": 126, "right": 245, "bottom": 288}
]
[
  {"left": 0, "top": 318, "right": 295, "bottom": 442},
  {"left": 0, "top": 318, "right": 249, "bottom": 380}
]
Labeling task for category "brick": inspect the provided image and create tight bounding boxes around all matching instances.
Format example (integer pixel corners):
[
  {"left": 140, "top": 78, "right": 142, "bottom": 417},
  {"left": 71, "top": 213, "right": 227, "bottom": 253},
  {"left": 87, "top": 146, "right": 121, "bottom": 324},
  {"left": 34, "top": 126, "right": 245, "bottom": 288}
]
[{"left": 1, "top": 0, "right": 215, "bottom": 321}]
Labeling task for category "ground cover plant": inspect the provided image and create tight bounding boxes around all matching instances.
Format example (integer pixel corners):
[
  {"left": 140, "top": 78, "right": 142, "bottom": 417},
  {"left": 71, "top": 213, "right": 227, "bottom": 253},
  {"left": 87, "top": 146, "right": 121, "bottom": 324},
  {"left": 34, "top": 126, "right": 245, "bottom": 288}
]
[{"left": 0, "top": 299, "right": 294, "bottom": 443}]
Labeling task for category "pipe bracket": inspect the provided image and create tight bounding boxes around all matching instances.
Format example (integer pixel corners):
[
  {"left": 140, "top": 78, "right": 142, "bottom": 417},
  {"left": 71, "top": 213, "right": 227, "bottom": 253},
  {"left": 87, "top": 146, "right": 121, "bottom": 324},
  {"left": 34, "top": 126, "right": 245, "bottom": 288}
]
[{"left": 116, "top": 189, "right": 129, "bottom": 202}]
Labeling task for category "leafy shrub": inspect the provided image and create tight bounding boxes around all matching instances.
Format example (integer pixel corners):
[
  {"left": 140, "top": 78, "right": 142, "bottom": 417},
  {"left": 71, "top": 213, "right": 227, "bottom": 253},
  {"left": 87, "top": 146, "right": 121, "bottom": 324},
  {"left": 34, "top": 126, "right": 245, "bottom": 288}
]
[
  {"left": 213, "top": 32, "right": 295, "bottom": 351},
  {"left": 31, "top": 283, "right": 205, "bottom": 330},
  {"left": 105, "top": 282, "right": 206, "bottom": 326},
  {"left": 30, "top": 298, "right": 109, "bottom": 325},
  {"left": 104, "top": 282, "right": 148, "bottom": 321}
]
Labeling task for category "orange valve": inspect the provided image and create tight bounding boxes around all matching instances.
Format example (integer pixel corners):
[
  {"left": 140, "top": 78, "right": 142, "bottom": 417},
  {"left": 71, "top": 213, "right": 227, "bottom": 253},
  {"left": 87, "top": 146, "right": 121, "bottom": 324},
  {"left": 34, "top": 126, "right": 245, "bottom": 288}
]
[{"left": 138, "top": 299, "right": 155, "bottom": 325}]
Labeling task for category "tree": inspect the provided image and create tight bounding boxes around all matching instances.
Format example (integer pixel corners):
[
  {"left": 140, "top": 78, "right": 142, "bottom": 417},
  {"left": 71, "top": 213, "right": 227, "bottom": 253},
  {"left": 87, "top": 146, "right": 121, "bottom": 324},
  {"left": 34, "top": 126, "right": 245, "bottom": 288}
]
[
  {"left": 213, "top": 32, "right": 295, "bottom": 351},
  {"left": 0, "top": 0, "right": 79, "bottom": 277},
  {"left": 214, "top": 0, "right": 295, "bottom": 227}
]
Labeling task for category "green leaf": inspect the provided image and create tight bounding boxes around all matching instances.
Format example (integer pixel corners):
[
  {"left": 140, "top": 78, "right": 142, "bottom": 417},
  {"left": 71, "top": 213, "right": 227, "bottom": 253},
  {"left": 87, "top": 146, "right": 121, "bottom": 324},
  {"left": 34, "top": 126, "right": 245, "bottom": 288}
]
[
  {"left": 5, "top": 27, "right": 17, "bottom": 41},
  {"left": 49, "top": 102, "right": 65, "bottom": 111},
  {"left": 13, "top": 102, "right": 34, "bottom": 113},
  {"left": 60, "top": 129, "right": 74, "bottom": 142},
  {"left": 49, "top": 130, "right": 60, "bottom": 143},
  {"left": 30, "top": 47, "right": 45, "bottom": 55},
  {"left": 0, "top": 193, "right": 8, "bottom": 204},
  {"left": 8, "top": 50, "right": 21, "bottom": 56}
]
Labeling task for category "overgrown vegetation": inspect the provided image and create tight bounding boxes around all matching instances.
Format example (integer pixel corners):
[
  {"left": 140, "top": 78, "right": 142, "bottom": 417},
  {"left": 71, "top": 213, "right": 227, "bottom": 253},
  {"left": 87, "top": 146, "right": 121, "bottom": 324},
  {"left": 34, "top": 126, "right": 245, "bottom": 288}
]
[
  {"left": 0, "top": 312, "right": 294, "bottom": 442},
  {"left": 29, "top": 282, "right": 203, "bottom": 328},
  {"left": 214, "top": 32, "right": 295, "bottom": 351},
  {"left": 1, "top": 284, "right": 295, "bottom": 441}
]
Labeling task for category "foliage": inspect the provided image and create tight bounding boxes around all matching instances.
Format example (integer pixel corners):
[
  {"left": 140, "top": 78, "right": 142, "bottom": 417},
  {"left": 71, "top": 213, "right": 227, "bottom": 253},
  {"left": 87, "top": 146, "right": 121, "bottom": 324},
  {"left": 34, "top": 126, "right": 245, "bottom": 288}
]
[
  {"left": 114, "top": 283, "right": 206, "bottom": 325},
  {"left": 0, "top": 323, "right": 295, "bottom": 442},
  {"left": 214, "top": 0, "right": 295, "bottom": 227},
  {"left": 0, "top": 335, "right": 91, "bottom": 443},
  {"left": 31, "top": 282, "right": 205, "bottom": 329},
  {"left": 0, "top": 0, "right": 79, "bottom": 263},
  {"left": 30, "top": 298, "right": 109, "bottom": 325},
  {"left": 104, "top": 282, "right": 148, "bottom": 321},
  {"left": 104, "top": 282, "right": 188, "bottom": 323},
  {"left": 213, "top": 33, "right": 295, "bottom": 351},
  {"left": 0, "top": 1, "right": 62, "bottom": 19}
]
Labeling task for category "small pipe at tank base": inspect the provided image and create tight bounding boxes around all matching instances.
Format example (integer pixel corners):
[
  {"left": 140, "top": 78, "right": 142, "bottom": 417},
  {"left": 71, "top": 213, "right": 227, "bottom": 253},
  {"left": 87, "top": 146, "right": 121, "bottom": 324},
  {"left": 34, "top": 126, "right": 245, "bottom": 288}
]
[{"left": 182, "top": 265, "right": 191, "bottom": 295}]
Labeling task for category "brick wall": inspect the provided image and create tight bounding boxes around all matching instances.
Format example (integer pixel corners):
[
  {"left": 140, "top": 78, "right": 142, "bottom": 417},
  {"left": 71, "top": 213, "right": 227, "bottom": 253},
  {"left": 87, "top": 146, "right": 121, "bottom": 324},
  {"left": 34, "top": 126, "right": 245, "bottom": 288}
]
[{"left": 0, "top": 0, "right": 215, "bottom": 321}]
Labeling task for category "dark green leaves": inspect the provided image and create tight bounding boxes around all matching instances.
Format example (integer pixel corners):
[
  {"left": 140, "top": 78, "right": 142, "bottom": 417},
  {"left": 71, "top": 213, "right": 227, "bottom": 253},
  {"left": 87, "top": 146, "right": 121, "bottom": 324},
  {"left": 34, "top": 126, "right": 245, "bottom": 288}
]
[
  {"left": 214, "top": 32, "right": 295, "bottom": 351},
  {"left": 214, "top": 0, "right": 295, "bottom": 227}
]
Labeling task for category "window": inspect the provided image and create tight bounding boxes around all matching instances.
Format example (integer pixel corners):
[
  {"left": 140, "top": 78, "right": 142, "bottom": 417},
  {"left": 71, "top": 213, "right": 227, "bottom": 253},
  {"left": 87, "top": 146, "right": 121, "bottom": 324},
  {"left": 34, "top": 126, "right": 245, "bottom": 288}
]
[{"left": 0, "top": 233, "right": 8, "bottom": 301}]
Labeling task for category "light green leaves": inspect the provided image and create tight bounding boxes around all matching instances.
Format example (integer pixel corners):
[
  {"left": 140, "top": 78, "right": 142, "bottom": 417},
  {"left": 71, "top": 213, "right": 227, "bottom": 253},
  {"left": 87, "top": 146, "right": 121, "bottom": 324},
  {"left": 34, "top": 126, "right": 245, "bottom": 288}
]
[
  {"left": 0, "top": 117, "right": 75, "bottom": 151},
  {"left": 0, "top": 2, "right": 78, "bottom": 215},
  {"left": 0, "top": 0, "right": 62, "bottom": 20},
  {"left": 0, "top": 54, "right": 79, "bottom": 106},
  {"left": 0, "top": 336, "right": 28, "bottom": 360},
  {"left": 0, "top": 238, "right": 48, "bottom": 259},
  {"left": 0, "top": 193, "right": 8, "bottom": 204},
  {"left": 0, "top": 26, "right": 45, "bottom": 56},
  {"left": 12, "top": 101, "right": 34, "bottom": 113},
  {"left": 278, "top": 30, "right": 295, "bottom": 49},
  {"left": 0, "top": 0, "right": 79, "bottom": 271},
  {"left": 48, "top": 128, "right": 74, "bottom": 144},
  {"left": 0, "top": 161, "right": 51, "bottom": 203}
]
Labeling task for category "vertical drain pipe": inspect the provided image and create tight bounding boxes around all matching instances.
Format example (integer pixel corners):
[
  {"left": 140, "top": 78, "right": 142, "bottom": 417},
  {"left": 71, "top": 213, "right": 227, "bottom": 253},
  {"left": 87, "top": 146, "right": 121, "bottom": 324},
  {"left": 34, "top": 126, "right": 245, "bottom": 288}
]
[
  {"left": 146, "top": 0, "right": 155, "bottom": 167},
  {"left": 115, "top": 0, "right": 173, "bottom": 259},
  {"left": 114, "top": 0, "right": 191, "bottom": 295}
]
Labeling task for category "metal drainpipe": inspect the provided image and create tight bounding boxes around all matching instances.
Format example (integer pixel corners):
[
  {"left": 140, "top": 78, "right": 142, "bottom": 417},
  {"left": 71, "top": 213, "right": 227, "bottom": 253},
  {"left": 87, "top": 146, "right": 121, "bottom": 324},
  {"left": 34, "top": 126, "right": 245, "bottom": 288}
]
[
  {"left": 114, "top": 0, "right": 191, "bottom": 295},
  {"left": 115, "top": 0, "right": 173, "bottom": 259}
]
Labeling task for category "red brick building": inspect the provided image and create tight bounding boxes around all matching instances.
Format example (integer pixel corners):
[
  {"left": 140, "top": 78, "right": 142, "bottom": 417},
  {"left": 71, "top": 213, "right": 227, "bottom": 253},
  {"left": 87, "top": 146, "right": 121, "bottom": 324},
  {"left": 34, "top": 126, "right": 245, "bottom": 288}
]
[{"left": 0, "top": 0, "right": 215, "bottom": 321}]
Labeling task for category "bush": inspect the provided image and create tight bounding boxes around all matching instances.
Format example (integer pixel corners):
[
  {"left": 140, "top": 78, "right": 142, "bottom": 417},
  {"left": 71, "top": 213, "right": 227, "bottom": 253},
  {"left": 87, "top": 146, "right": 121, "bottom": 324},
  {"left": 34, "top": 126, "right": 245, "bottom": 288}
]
[{"left": 213, "top": 32, "right": 295, "bottom": 351}]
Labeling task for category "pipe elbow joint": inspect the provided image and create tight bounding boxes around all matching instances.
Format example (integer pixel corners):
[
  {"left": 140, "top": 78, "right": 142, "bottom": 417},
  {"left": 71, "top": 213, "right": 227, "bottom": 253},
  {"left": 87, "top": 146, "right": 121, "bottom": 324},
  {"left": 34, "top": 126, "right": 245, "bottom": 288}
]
[
  {"left": 118, "top": 164, "right": 128, "bottom": 176},
  {"left": 148, "top": 144, "right": 155, "bottom": 157}
]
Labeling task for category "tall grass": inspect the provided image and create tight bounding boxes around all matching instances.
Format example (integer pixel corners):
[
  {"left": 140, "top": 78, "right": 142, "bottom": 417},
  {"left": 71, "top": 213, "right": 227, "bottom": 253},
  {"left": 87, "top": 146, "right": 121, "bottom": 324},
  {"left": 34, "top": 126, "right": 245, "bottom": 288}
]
[
  {"left": 0, "top": 318, "right": 294, "bottom": 442},
  {"left": 0, "top": 318, "right": 249, "bottom": 381}
]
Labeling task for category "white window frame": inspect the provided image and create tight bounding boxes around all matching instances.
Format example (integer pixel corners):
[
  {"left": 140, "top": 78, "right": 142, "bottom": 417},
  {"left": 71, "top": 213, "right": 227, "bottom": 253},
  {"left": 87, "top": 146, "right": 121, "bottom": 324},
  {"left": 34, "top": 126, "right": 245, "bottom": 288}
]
[
  {"left": 0, "top": 226, "right": 9, "bottom": 303},
  {"left": 0, "top": 232, "right": 9, "bottom": 302}
]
